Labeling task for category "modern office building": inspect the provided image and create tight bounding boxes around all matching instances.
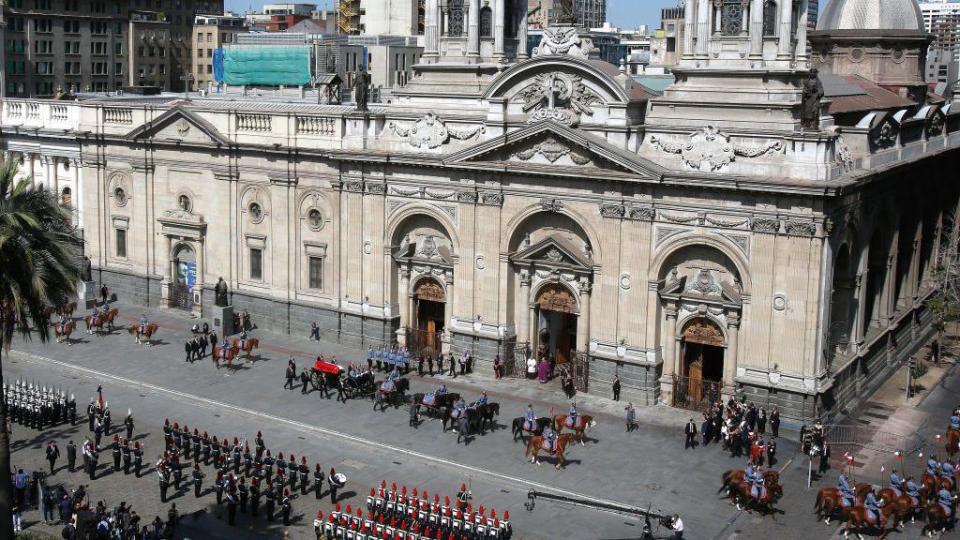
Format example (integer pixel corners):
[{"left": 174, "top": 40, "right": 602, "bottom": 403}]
[{"left": 191, "top": 14, "right": 248, "bottom": 91}]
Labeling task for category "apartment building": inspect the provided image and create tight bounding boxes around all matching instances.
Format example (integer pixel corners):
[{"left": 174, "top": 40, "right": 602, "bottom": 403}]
[
  {"left": 527, "top": 0, "right": 606, "bottom": 30},
  {"left": 921, "top": 0, "right": 960, "bottom": 61},
  {"left": 191, "top": 13, "right": 247, "bottom": 90}
]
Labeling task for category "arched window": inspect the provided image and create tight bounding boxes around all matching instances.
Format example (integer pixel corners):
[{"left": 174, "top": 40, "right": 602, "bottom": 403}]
[
  {"left": 762, "top": 0, "right": 777, "bottom": 36},
  {"left": 720, "top": 0, "right": 744, "bottom": 36},
  {"left": 479, "top": 6, "right": 493, "bottom": 38},
  {"left": 448, "top": 0, "right": 465, "bottom": 37}
]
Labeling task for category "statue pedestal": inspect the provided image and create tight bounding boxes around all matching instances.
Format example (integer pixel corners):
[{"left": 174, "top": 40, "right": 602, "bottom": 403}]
[
  {"left": 212, "top": 305, "right": 234, "bottom": 337},
  {"left": 77, "top": 281, "right": 97, "bottom": 309}
]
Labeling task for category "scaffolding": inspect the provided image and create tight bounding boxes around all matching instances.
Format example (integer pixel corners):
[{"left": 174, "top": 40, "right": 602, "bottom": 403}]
[{"left": 338, "top": 0, "right": 360, "bottom": 35}]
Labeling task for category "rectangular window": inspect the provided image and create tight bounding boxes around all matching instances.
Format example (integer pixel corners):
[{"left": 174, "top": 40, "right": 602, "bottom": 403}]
[
  {"left": 309, "top": 257, "right": 324, "bottom": 290},
  {"left": 116, "top": 229, "right": 127, "bottom": 258},
  {"left": 250, "top": 248, "right": 263, "bottom": 280}
]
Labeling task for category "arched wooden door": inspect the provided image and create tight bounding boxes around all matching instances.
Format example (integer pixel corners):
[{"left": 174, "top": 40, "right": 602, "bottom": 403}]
[{"left": 680, "top": 318, "right": 725, "bottom": 404}]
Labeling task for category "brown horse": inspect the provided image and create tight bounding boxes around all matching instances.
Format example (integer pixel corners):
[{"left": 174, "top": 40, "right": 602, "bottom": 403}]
[
  {"left": 553, "top": 414, "right": 595, "bottom": 445},
  {"left": 101, "top": 308, "right": 119, "bottom": 330},
  {"left": 128, "top": 323, "right": 159, "bottom": 345},
  {"left": 212, "top": 345, "right": 239, "bottom": 370},
  {"left": 57, "top": 302, "right": 77, "bottom": 317},
  {"left": 719, "top": 469, "right": 781, "bottom": 494},
  {"left": 923, "top": 494, "right": 958, "bottom": 537},
  {"left": 232, "top": 337, "right": 260, "bottom": 359},
  {"left": 843, "top": 503, "right": 898, "bottom": 540},
  {"left": 923, "top": 472, "right": 953, "bottom": 494},
  {"left": 876, "top": 488, "right": 915, "bottom": 528},
  {"left": 729, "top": 481, "right": 782, "bottom": 513},
  {"left": 85, "top": 314, "right": 105, "bottom": 335},
  {"left": 54, "top": 321, "right": 75, "bottom": 343},
  {"left": 814, "top": 485, "right": 873, "bottom": 525},
  {"left": 525, "top": 433, "right": 575, "bottom": 469},
  {"left": 947, "top": 429, "right": 959, "bottom": 459}
]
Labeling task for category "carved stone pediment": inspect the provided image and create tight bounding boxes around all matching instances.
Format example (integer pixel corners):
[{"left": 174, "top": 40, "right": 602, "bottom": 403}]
[
  {"left": 511, "top": 135, "right": 593, "bottom": 166},
  {"left": 124, "top": 106, "right": 230, "bottom": 147},
  {"left": 512, "top": 234, "right": 592, "bottom": 272}
]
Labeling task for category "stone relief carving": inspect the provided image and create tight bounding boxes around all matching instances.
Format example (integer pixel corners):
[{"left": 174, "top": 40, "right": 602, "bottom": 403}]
[
  {"left": 705, "top": 215, "right": 749, "bottom": 228},
  {"left": 343, "top": 181, "right": 364, "bottom": 192},
  {"left": 513, "top": 73, "right": 602, "bottom": 127},
  {"left": 456, "top": 191, "right": 478, "bottom": 203},
  {"left": 835, "top": 136, "right": 854, "bottom": 170},
  {"left": 390, "top": 186, "right": 422, "bottom": 197},
  {"left": 533, "top": 26, "right": 589, "bottom": 58},
  {"left": 655, "top": 227, "right": 685, "bottom": 247},
  {"left": 660, "top": 212, "right": 699, "bottom": 224},
  {"left": 716, "top": 233, "right": 750, "bottom": 256},
  {"left": 751, "top": 218, "right": 780, "bottom": 233},
  {"left": 545, "top": 248, "right": 564, "bottom": 263},
  {"left": 388, "top": 113, "right": 486, "bottom": 149},
  {"left": 629, "top": 207, "right": 655, "bottom": 221},
  {"left": 365, "top": 183, "right": 387, "bottom": 194},
  {"left": 425, "top": 190, "right": 456, "bottom": 200},
  {"left": 649, "top": 125, "right": 783, "bottom": 172},
  {"left": 539, "top": 198, "right": 564, "bottom": 212},
  {"left": 688, "top": 269, "right": 721, "bottom": 295},
  {"left": 870, "top": 119, "right": 898, "bottom": 149},
  {"left": 514, "top": 136, "right": 592, "bottom": 165},
  {"left": 438, "top": 205, "right": 457, "bottom": 221},
  {"left": 599, "top": 203, "right": 626, "bottom": 218},
  {"left": 784, "top": 221, "right": 816, "bottom": 237},
  {"left": 926, "top": 112, "right": 945, "bottom": 138},
  {"left": 480, "top": 192, "right": 504, "bottom": 206}
]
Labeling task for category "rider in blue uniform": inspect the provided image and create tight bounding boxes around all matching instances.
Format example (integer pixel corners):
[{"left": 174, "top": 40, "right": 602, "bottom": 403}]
[
  {"left": 139, "top": 314, "right": 147, "bottom": 334},
  {"left": 238, "top": 331, "right": 248, "bottom": 350},
  {"left": 453, "top": 398, "right": 467, "bottom": 418},
  {"left": 751, "top": 474, "right": 766, "bottom": 501},
  {"left": 838, "top": 472, "right": 855, "bottom": 508},
  {"left": 543, "top": 424, "right": 557, "bottom": 451},
  {"left": 905, "top": 477, "right": 921, "bottom": 506},
  {"left": 940, "top": 460, "right": 956, "bottom": 479},
  {"left": 567, "top": 403, "right": 578, "bottom": 428},
  {"left": 938, "top": 486, "right": 954, "bottom": 516},
  {"left": 950, "top": 413, "right": 960, "bottom": 432},
  {"left": 474, "top": 391, "right": 488, "bottom": 408},
  {"left": 927, "top": 458, "right": 941, "bottom": 477},
  {"left": 436, "top": 384, "right": 447, "bottom": 396},
  {"left": 524, "top": 405, "right": 536, "bottom": 431},
  {"left": 863, "top": 490, "right": 882, "bottom": 522},
  {"left": 220, "top": 339, "right": 230, "bottom": 359},
  {"left": 388, "top": 367, "right": 401, "bottom": 382},
  {"left": 889, "top": 469, "right": 904, "bottom": 497}
]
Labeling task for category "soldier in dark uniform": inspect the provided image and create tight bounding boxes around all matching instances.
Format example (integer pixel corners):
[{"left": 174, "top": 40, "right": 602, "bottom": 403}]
[
  {"left": 111, "top": 435, "right": 122, "bottom": 472},
  {"left": 211, "top": 436, "right": 221, "bottom": 466},
  {"left": 133, "top": 442, "right": 143, "bottom": 477},
  {"left": 158, "top": 465, "right": 170, "bottom": 503},
  {"left": 192, "top": 463, "right": 205, "bottom": 498},
  {"left": 88, "top": 448, "right": 99, "bottom": 480},
  {"left": 215, "top": 470, "right": 225, "bottom": 505},
  {"left": 287, "top": 454, "right": 297, "bottom": 491},
  {"left": 67, "top": 440, "right": 77, "bottom": 472},
  {"left": 276, "top": 452, "right": 287, "bottom": 485},
  {"left": 191, "top": 429, "right": 201, "bottom": 462},
  {"left": 231, "top": 438, "right": 242, "bottom": 475},
  {"left": 263, "top": 450, "right": 275, "bottom": 484},
  {"left": 171, "top": 454, "right": 183, "bottom": 490},
  {"left": 238, "top": 477, "right": 249, "bottom": 513},
  {"left": 264, "top": 483, "right": 276, "bottom": 522},
  {"left": 121, "top": 439, "right": 132, "bottom": 474},
  {"left": 254, "top": 431, "right": 265, "bottom": 458},
  {"left": 87, "top": 399, "right": 96, "bottom": 431},
  {"left": 225, "top": 488, "right": 238, "bottom": 526},
  {"left": 250, "top": 478, "right": 261, "bottom": 517},
  {"left": 281, "top": 489, "right": 292, "bottom": 526},
  {"left": 93, "top": 417, "right": 103, "bottom": 448},
  {"left": 124, "top": 410, "right": 134, "bottom": 440},
  {"left": 243, "top": 444, "right": 253, "bottom": 476},
  {"left": 201, "top": 432, "right": 212, "bottom": 465},
  {"left": 299, "top": 457, "right": 309, "bottom": 495},
  {"left": 178, "top": 424, "right": 188, "bottom": 457},
  {"left": 102, "top": 405, "right": 111, "bottom": 435},
  {"left": 313, "top": 463, "right": 323, "bottom": 500},
  {"left": 68, "top": 394, "right": 77, "bottom": 425}
]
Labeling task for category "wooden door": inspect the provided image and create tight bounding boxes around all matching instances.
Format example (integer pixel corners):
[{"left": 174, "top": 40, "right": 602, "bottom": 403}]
[
  {"left": 425, "top": 319, "right": 437, "bottom": 351},
  {"left": 687, "top": 353, "right": 704, "bottom": 402}
]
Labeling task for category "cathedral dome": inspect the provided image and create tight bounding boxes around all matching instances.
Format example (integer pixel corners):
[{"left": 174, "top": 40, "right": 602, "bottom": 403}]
[{"left": 816, "top": 0, "right": 924, "bottom": 32}]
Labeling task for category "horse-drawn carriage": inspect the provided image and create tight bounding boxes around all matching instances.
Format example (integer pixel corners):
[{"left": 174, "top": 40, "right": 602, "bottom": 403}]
[
  {"left": 342, "top": 371, "right": 377, "bottom": 401},
  {"left": 310, "top": 359, "right": 343, "bottom": 394},
  {"left": 374, "top": 377, "right": 409, "bottom": 411}
]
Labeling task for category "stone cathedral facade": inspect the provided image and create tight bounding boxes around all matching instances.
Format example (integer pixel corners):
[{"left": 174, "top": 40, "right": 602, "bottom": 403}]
[{"left": 2, "top": 0, "right": 959, "bottom": 423}]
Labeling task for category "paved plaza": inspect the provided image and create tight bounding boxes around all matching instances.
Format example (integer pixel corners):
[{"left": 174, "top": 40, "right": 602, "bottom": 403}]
[{"left": 4, "top": 302, "right": 957, "bottom": 539}]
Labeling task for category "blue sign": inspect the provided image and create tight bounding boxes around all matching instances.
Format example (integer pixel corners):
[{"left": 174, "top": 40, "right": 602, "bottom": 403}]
[{"left": 178, "top": 261, "right": 197, "bottom": 287}]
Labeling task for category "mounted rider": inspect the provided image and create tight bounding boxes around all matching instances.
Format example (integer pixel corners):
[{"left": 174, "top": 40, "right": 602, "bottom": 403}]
[
  {"left": 744, "top": 463, "right": 758, "bottom": 487},
  {"left": 58, "top": 313, "right": 70, "bottom": 333},
  {"left": 474, "top": 391, "right": 488, "bottom": 408},
  {"left": 566, "top": 402, "right": 579, "bottom": 428},
  {"left": 452, "top": 398, "right": 467, "bottom": 420},
  {"left": 524, "top": 405, "right": 536, "bottom": 432},
  {"left": 940, "top": 460, "right": 956, "bottom": 480},
  {"left": 220, "top": 339, "right": 230, "bottom": 360},
  {"left": 238, "top": 331, "right": 248, "bottom": 350},
  {"left": 863, "top": 489, "right": 882, "bottom": 523},
  {"left": 938, "top": 486, "right": 954, "bottom": 517},
  {"left": 838, "top": 472, "right": 856, "bottom": 508},
  {"left": 139, "top": 314, "right": 148, "bottom": 334},
  {"left": 542, "top": 424, "right": 557, "bottom": 451},
  {"left": 950, "top": 412, "right": 960, "bottom": 433},
  {"left": 927, "top": 458, "right": 941, "bottom": 477},
  {"left": 751, "top": 471, "right": 767, "bottom": 501},
  {"left": 888, "top": 469, "right": 904, "bottom": 497},
  {"left": 905, "top": 476, "right": 921, "bottom": 506}
]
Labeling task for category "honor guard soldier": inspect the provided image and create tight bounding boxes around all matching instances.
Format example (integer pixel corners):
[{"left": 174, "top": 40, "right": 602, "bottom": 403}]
[
  {"left": 298, "top": 457, "right": 309, "bottom": 495},
  {"left": 250, "top": 478, "right": 262, "bottom": 517},
  {"left": 111, "top": 435, "right": 122, "bottom": 471},
  {"left": 238, "top": 477, "right": 249, "bottom": 513},
  {"left": 102, "top": 404, "right": 111, "bottom": 435},
  {"left": 274, "top": 466, "right": 286, "bottom": 491},
  {"left": 276, "top": 453, "right": 287, "bottom": 485},
  {"left": 281, "top": 490, "right": 292, "bottom": 526},
  {"left": 232, "top": 438, "right": 242, "bottom": 474},
  {"left": 313, "top": 463, "right": 324, "bottom": 499},
  {"left": 66, "top": 441, "right": 77, "bottom": 472},
  {"left": 68, "top": 394, "right": 77, "bottom": 425},
  {"left": 215, "top": 470, "right": 225, "bottom": 505},
  {"left": 124, "top": 410, "right": 134, "bottom": 440},
  {"left": 170, "top": 422, "right": 180, "bottom": 450},
  {"left": 201, "top": 432, "right": 212, "bottom": 465},
  {"left": 87, "top": 399, "right": 96, "bottom": 431},
  {"left": 88, "top": 447, "right": 99, "bottom": 480},
  {"left": 265, "top": 483, "right": 276, "bottom": 522},
  {"left": 158, "top": 465, "right": 170, "bottom": 503},
  {"left": 287, "top": 454, "right": 297, "bottom": 490},
  {"left": 211, "top": 436, "right": 222, "bottom": 465},
  {"left": 243, "top": 444, "right": 253, "bottom": 475},
  {"left": 172, "top": 454, "right": 183, "bottom": 489},
  {"left": 220, "top": 438, "right": 230, "bottom": 469},
  {"left": 255, "top": 431, "right": 265, "bottom": 458},
  {"left": 191, "top": 429, "right": 201, "bottom": 462},
  {"left": 192, "top": 464, "right": 205, "bottom": 498},
  {"left": 177, "top": 424, "right": 188, "bottom": 453},
  {"left": 263, "top": 450, "right": 275, "bottom": 483},
  {"left": 225, "top": 488, "right": 238, "bottom": 526},
  {"left": 133, "top": 442, "right": 144, "bottom": 477},
  {"left": 121, "top": 440, "right": 131, "bottom": 474}
]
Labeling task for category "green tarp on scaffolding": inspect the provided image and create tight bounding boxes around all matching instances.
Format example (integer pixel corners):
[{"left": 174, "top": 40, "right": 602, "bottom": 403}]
[{"left": 222, "top": 46, "right": 311, "bottom": 86}]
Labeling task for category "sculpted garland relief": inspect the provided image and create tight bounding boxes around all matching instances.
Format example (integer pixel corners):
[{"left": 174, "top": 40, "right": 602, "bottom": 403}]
[
  {"left": 388, "top": 113, "right": 486, "bottom": 149},
  {"left": 649, "top": 126, "right": 783, "bottom": 172},
  {"left": 513, "top": 137, "right": 591, "bottom": 165}
]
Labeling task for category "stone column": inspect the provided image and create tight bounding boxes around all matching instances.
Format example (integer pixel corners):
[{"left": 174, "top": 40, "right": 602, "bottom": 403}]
[
  {"left": 494, "top": 0, "right": 505, "bottom": 59},
  {"left": 45, "top": 157, "right": 57, "bottom": 193},
  {"left": 749, "top": 0, "right": 763, "bottom": 57},
  {"left": 777, "top": 0, "right": 793, "bottom": 58},
  {"left": 908, "top": 237, "right": 921, "bottom": 302},
  {"left": 696, "top": 0, "right": 711, "bottom": 58},
  {"left": 682, "top": 0, "right": 696, "bottom": 59},
  {"left": 26, "top": 153, "right": 35, "bottom": 182},
  {"left": 662, "top": 306, "right": 678, "bottom": 379},
  {"left": 576, "top": 280, "right": 591, "bottom": 352},
  {"left": 724, "top": 313, "right": 740, "bottom": 391},
  {"left": 71, "top": 159, "right": 81, "bottom": 228},
  {"left": 853, "top": 272, "right": 866, "bottom": 347},
  {"left": 443, "top": 272, "right": 454, "bottom": 353},
  {"left": 517, "top": 4, "right": 529, "bottom": 59},
  {"left": 399, "top": 267, "right": 411, "bottom": 327},
  {"left": 518, "top": 270, "right": 531, "bottom": 344},
  {"left": 795, "top": 0, "right": 808, "bottom": 60},
  {"left": 425, "top": 0, "right": 439, "bottom": 58},
  {"left": 528, "top": 302, "right": 538, "bottom": 352},
  {"left": 467, "top": 0, "right": 480, "bottom": 58},
  {"left": 883, "top": 254, "right": 897, "bottom": 325}
]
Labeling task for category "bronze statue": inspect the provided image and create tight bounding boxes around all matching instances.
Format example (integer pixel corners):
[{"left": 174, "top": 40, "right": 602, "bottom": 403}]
[
  {"left": 801, "top": 69, "right": 824, "bottom": 130},
  {"left": 353, "top": 69, "right": 370, "bottom": 112},
  {"left": 214, "top": 277, "right": 229, "bottom": 307},
  {"left": 555, "top": 0, "right": 577, "bottom": 25}
]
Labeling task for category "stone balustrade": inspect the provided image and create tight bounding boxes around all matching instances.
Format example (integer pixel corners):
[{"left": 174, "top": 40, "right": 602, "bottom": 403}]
[
  {"left": 103, "top": 107, "right": 133, "bottom": 125},
  {"left": 236, "top": 113, "right": 272, "bottom": 133}
]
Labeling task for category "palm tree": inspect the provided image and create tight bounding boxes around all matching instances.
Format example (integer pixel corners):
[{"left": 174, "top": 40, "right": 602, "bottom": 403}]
[{"left": 0, "top": 156, "right": 82, "bottom": 538}]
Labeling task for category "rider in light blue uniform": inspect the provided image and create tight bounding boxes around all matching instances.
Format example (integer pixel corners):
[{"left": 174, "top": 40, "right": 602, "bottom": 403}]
[
  {"left": 863, "top": 490, "right": 881, "bottom": 522},
  {"left": 838, "top": 473, "right": 855, "bottom": 507},
  {"left": 388, "top": 367, "right": 401, "bottom": 382},
  {"left": 568, "top": 403, "right": 578, "bottom": 428},
  {"left": 940, "top": 460, "right": 956, "bottom": 479},
  {"left": 474, "top": 391, "right": 488, "bottom": 408},
  {"left": 751, "top": 474, "right": 766, "bottom": 501},
  {"left": 543, "top": 424, "right": 557, "bottom": 451},
  {"left": 744, "top": 463, "right": 757, "bottom": 487},
  {"left": 950, "top": 413, "right": 960, "bottom": 431},
  {"left": 905, "top": 477, "right": 921, "bottom": 506},
  {"left": 889, "top": 469, "right": 904, "bottom": 497},
  {"left": 220, "top": 339, "right": 230, "bottom": 359},
  {"left": 927, "top": 458, "right": 941, "bottom": 477},
  {"left": 139, "top": 314, "right": 148, "bottom": 334},
  {"left": 524, "top": 405, "right": 536, "bottom": 431},
  {"left": 938, "top": 486, "right": 953, "bottom": 517},
  {"left": 435, "top": 384, "right": 447, "bottom": 396},
  {"left": 238, "top": 331, "right": 248, "bottom": 350}
]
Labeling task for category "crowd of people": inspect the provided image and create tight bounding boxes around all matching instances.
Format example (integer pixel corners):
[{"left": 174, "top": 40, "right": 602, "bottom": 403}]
[
  {"left": 684, "top": 398, "right": 782, "bottom": 468},
  {"left": 4, "top": 379, "right": 77, "bottom": 431}
]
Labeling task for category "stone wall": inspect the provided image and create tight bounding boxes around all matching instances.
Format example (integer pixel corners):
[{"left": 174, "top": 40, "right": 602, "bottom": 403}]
[
  {"left": 94, "top": 266, "right": 162, "bottom": 308},
  {"left": 588, "top": 356, "right": 660, "bottom": 406}
]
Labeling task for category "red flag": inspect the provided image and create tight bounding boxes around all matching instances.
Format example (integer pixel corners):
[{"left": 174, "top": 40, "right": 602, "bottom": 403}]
[{"left": 97, "top": 385, "right": 104, "bottom": 409}]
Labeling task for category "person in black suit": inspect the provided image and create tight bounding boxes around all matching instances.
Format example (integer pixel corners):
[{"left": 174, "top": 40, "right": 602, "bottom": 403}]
[{"left": 684, "top": 418, "right": 697, "bottom": 449}]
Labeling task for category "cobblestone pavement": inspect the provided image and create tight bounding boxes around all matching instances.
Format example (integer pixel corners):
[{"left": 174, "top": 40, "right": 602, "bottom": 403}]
[{"left": 5, "top": 301, "right": 952, "bottom": 539}]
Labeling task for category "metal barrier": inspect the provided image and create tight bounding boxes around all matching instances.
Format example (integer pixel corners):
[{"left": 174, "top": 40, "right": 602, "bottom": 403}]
[{"left": 824, "top": 424, "right": 922, "bottom": 455}]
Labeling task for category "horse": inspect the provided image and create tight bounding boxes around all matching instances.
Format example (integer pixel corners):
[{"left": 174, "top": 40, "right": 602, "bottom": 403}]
[
  {"left": 85, "top": 314, "right": 105, "bottom": 335},
  {"left": 211, "top": 345, "right": 239, "bottom": 370},
  {"left": 876, "top": 487, "right": 916, "bottom": 528},
  {"left": 374, "top": 378, "right": 409, "bottom": 411},
  {"left": 512, "top": 416, "right": 552, "bottom": 443},
  {"left": 232, "top": 337, "right": 260, "bottom": 359},
  {"left": 525, "top": 433, "right": 575, "bottom": 469},
  {"left": 102, "top": 308, "right": 119, "bottom": 331},
  {"left": 923, "top": 494, "right": 958, "bottom": 537},
  {"left": 128, "top": 323, "right": 159, "bottom": 345},
  {"left": 719, "top": 469, "right": 781, "bottom": 495},
  {"left": 729, "top": 481, "right": 782, "bottom": 513},
  {"left": 57, "top": 302, "right": 77, "bottom": 317},
  {"left": 413, "top": 392, "right": 460, "bottom": 417},
  {"left": 923, "top": 472, "right": 953, "bottom": 494},
  {"left": 41, "top": 307, "right": 57, "bottom": 324},
  {"left": 475, "top": 403, "right": 499, "bottom": 434},
  {"left": 813, "top": 485, "right": 873, "bottom": 524},
  {"left": 947, "top": 429, "right": 959, "bottom": 459},
  {"left": 54, "top": 321, "right": 75, "bottom": 344},
  {"left": 842, "top": 503, "right": 899, "bottom": 540},
  {"left": 553, "top": 414, "right": 596, "bottom": 445},
  {"left": 442, "top": 407, "right": 478, "bottom": 433}
]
